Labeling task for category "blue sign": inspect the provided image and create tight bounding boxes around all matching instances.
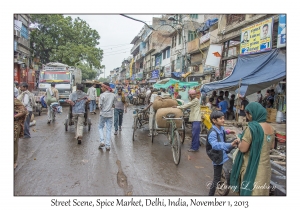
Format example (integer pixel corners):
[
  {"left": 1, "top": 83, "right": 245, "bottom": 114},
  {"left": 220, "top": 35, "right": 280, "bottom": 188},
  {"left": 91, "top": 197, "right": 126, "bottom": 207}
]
[
  {"left": 277, "top": 15, "right": 286, "bottom": 48},
  {"left": 14, "top": 41, "right": 17, "bottom": 51},
  {"left": 151, "top": 70, "right": 159, "bottom": 79}
]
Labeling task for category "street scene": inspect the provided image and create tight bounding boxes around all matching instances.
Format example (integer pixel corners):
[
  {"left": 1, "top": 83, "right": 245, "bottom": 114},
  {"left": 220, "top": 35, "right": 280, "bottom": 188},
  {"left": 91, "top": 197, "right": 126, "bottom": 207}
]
[{"left": 13, "top": 14, "right": 286, "bottom": 198}]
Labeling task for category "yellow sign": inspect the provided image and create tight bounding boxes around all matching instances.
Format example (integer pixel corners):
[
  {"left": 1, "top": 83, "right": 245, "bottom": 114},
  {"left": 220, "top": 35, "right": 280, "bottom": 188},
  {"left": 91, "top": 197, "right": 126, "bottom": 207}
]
[
  {"left": 240, "top": 17, "right": 273, "bottom": 55},
  {"left": 129, "top": 58, "right": 134, "bottom": 77}
]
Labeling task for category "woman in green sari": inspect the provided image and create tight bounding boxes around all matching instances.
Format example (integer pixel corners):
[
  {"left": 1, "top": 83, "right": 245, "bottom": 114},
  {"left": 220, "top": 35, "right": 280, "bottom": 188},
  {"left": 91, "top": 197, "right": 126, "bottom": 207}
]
[{"left": 230, "top": 102, "right": 275, "bottom": 195}]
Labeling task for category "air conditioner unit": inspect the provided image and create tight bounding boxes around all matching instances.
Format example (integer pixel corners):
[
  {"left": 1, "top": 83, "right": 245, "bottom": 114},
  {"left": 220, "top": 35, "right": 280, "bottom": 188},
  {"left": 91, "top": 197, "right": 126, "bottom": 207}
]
[{"left": 14, "top": 30, "right": 20, "bottom": 37}]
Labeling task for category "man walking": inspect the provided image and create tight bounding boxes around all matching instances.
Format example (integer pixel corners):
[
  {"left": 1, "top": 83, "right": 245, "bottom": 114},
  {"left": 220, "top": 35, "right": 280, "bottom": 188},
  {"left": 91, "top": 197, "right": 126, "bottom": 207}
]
[
  {"left": 98, "top": 82, "right": 115, "bottom": 151},
  {"left": 66, "top": 84, "right": 89, "bottom": 144},
  {"left": 45, "top": 83, "right": 59, "bottom": 124},
  {"left": 173, "top": 89, "right": 202, "bottom": 152},
  {"left": 17, "top": 82, "right": 33, "bottom": 139},
  {"left": 87, "top": 83, "right": 97, "bottom": 114},
  {"left": 114, "top": 88, "right": 128, "bottom": 135}
]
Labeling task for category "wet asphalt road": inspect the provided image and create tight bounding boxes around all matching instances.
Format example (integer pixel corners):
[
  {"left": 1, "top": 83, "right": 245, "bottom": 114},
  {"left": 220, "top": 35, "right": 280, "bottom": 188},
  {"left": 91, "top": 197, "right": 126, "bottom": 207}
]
[{"left": 14, "top": 104, "right": 219, "bottom": 196}]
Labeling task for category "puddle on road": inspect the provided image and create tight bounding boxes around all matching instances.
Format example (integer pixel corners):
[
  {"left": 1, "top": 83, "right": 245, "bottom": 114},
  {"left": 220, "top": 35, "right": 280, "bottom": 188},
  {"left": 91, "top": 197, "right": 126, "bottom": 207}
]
[{"left": 116, "top": 160, "right": 133, "bottom": 195}]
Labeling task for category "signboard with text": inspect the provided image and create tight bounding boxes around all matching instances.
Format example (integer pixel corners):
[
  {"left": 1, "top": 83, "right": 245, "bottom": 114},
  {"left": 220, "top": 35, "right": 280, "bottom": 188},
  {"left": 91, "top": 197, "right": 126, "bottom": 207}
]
[
  {"left": 240, "top": 17, "right": 273, "bottom": 55},
  {"left": 164, "top": 66, "right": 171, "bottom": 77},
  {"left": 277, "top": 15, "right": 286, "bottom": 48}
]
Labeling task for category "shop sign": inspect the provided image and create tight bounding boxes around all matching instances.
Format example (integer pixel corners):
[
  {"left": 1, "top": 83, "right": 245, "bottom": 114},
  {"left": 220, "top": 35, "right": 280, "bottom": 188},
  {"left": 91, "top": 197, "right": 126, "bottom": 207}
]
[
  {"left": 225, "top": 59, "right": 237, "bottom": 77},
  {"left": 277, "top": 15, "right": 286, "bottom": 48},
  {"left": 151, "top": 70, "right": 159, "bottom": 79},
  {"left": 164, "top": 65, "right": 171, "bottom": 77},
  {"left": 240, "top": 17, "right": 273, "bottom": 55}
]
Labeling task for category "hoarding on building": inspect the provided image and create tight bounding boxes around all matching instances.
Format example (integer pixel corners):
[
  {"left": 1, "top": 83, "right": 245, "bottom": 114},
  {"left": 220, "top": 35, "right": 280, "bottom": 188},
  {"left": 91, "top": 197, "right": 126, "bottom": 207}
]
[
  {"left": 151, "top": 70, "right": 159, "bottom": 79},
  {"left": 225, "top": 59, "right": 237, "bottom": 77},
  {"left": 240, "top": 17, "right": 273, "bottom": 55},
  {"left": 164, "top": 65, "right": 171, "bottom": 77},
  {"left": 277, "top": 15, "right": 286, "bottom": 48}
]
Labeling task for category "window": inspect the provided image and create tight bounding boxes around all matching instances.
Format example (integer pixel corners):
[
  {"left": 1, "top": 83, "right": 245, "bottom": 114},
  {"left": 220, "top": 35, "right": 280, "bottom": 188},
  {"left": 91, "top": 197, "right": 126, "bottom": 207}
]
[
  {"left": 188, "top": 31, "right": 197, "bottom": 42},
  {"left": 163, "top": 51, "right": 166, "bottom": 60},
  {"left": 190, "top": 14, "right": 198, "bottom": 19},
  {"left": 167, "top": 49, "right": 170, "bottom": 58}
]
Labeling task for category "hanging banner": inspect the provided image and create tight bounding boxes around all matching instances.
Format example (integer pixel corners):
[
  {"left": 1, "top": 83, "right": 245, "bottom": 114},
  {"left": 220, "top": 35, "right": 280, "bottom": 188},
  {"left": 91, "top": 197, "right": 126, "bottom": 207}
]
[
  {"left": 129, "top": 58, "right": 134, "bottom": 77},
  {"left": 277, "top": 14, "right": 286, "bottom": 48},
  {"left": 164, "top": 65, "right": 171, "bottom": 77},
  {"left": 240, "top": 17, "right": 273, "bottom": 55},
  {"left": 225, "top": 59, "right": 237, "bottom": 77},
  {"left": 151, "top": 70, "right": 159, "bottom": 79}
]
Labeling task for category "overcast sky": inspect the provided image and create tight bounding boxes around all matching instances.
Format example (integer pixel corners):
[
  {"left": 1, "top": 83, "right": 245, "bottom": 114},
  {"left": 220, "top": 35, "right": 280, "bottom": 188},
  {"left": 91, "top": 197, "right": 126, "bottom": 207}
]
[{"left": 66, "top": 14, "right": 161, "bottom": 78}]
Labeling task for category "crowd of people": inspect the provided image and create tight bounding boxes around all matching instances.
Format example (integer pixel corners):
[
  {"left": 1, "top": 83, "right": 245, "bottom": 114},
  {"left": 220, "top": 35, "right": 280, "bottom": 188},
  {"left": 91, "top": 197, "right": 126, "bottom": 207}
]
[
  {"left": 14, "top": 81, "right": 275, "bottom": 196},
  {"left": 200, "top": 88, "right": 277, "bottom": 124}
]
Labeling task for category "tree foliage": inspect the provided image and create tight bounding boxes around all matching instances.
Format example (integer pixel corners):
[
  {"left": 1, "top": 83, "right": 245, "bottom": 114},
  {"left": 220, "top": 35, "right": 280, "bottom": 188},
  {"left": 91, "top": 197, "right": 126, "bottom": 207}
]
[
  {"left": 98, "top": 77, "right": 109, "bottom": 83},
  {"left": 77, "top": 62, "right": 97, "bottom": 81},
  {"left": 30, "top": 14, "right": 104, "bottom": 80}
]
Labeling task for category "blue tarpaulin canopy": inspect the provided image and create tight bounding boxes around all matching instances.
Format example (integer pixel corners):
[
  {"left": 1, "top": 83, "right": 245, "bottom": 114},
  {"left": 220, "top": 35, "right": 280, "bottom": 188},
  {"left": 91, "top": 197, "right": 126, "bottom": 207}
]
[{"left": 200, "top": 49, "right": 286, "bottom": 96}]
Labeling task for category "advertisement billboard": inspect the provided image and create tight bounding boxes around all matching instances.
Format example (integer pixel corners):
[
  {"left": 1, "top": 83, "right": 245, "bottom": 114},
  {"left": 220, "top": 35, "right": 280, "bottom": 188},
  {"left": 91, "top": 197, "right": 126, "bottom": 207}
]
[
  {"left": 240, "top": 17, "right": 273, "bottom": 55},
  {"left": 277, "top": 14, "right": 286, "bottom": 48}
]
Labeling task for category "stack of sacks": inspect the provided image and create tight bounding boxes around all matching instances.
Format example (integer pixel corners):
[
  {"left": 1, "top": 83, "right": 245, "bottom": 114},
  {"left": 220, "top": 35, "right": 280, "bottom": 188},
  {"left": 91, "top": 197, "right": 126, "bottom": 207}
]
[{"left": 153, "top": 96, "right": 183, "bottom": 128}]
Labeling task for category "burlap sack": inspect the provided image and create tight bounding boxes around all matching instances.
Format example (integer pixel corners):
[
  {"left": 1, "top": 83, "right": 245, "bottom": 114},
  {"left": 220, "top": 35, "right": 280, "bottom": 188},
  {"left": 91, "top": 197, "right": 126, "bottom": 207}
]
[
  {"left": 152, "top": 97, "right": 178, "bottom": 111},
  {"left": 266, "top": 108, "right": 277, "bottom": 123},
  {"left": 155, "top": 108, "right": 183, "bottom": 128}
]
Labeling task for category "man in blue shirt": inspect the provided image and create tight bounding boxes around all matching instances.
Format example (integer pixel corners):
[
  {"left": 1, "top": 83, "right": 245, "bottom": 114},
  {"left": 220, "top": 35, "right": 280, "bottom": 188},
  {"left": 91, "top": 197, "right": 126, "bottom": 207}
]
[
  {"left": 206, "top": 111, "right": 239, "bottom": 196},
  {"left": 217, "top": 96, "right": 228, "bottom": 119},
  {"left": 66, "top": 84, "right": 89, "bottom": 145}
]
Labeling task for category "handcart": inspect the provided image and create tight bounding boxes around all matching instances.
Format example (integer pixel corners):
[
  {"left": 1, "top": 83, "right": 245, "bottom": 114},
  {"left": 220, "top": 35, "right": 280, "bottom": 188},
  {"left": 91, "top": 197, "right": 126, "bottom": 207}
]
[
  {"left": 64, "top": 102, "right": 92, "bottom": 131},
  {"left": 150, "top": 110, "right": 185, "bottom": 165}
]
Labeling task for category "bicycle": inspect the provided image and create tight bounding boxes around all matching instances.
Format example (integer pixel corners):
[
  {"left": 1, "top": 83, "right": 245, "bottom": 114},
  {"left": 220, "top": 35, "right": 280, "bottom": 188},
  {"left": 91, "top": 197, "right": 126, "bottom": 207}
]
[
  {"left": 132, "top": 107, "right": 149, "bottom": 141},
  {"left": 162, "top": 113, "right": 183, "bottom": 165}
]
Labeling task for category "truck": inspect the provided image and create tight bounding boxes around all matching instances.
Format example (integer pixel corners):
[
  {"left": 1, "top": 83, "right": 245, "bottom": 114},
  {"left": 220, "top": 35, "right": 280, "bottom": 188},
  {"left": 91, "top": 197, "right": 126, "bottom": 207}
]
[{"left": 38, "top": 62, "right": 82, "bottom": 102}]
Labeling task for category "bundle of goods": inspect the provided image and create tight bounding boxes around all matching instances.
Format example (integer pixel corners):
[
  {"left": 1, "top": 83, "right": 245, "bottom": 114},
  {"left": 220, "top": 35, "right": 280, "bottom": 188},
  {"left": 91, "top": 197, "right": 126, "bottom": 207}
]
[
  {"left": 138, "top": 93, "right": 146, "bottom": 99},
  {"left": 152, "top": 96, "right": 178, "bottom": 111},
  {"left": 155, "top": 107, "right": 183, "bottom": 128},
  {"left": 266, "top": 108, "right": 277, "bottom": 123}
]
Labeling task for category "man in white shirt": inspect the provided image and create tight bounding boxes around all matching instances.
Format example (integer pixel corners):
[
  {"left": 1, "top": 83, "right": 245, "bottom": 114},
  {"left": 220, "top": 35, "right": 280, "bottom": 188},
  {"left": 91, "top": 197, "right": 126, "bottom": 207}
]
[
  {"left": 98, "top": 82, "right": 115, "bottom": 151},
  {"left": 87, "top": 83, "right": 97, "bottom": 114},
  {"left": 18, "top": 82, "right": 32, "bottom": 139},
  {"left": 143, "top": 89, "right": 158, "bottom": 136}
]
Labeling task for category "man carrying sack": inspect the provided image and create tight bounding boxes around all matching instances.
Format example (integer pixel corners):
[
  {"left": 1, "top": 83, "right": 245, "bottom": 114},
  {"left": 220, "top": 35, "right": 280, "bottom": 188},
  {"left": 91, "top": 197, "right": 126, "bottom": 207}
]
[{"left": 45, "top": 83, "right": 59, "bottom": 124}]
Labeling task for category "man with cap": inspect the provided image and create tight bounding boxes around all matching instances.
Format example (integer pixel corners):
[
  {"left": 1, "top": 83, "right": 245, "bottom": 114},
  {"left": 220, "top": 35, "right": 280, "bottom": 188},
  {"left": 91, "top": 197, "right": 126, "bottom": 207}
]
[
  {"left": 173, "top": 89, "right": 202, "bottom": 152},
  {"left": 98, "top": 82, "right": 115, "bottom": 151}
]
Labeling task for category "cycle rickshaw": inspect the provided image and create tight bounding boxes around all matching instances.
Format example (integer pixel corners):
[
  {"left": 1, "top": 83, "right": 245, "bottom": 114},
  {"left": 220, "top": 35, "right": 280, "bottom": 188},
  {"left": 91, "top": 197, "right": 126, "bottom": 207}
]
[
  {"left": 150, "top": 108, "right": 185, "bottom": 165},
  {"left": 64, "top": 101, "right": 92, "bottom": 131}
]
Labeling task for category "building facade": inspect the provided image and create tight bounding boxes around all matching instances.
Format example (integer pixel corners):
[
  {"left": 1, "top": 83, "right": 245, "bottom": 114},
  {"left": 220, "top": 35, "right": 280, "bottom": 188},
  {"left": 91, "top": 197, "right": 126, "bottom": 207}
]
[{"left": 14, "top": 14, "right": 35, "bottom": 90}]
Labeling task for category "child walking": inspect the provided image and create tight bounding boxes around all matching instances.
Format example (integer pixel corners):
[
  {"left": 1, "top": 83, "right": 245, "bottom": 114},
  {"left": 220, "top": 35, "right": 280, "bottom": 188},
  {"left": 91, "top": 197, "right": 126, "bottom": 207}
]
[{"left": 206, "top": 111, "right": 239, "bottom": 196}]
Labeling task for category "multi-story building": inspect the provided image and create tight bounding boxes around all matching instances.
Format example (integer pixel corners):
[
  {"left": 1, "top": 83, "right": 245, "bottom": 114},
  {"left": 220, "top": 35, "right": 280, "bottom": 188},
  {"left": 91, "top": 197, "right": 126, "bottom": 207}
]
[{"left": 14, "top": 14, "right": 34, "bottom": 90}]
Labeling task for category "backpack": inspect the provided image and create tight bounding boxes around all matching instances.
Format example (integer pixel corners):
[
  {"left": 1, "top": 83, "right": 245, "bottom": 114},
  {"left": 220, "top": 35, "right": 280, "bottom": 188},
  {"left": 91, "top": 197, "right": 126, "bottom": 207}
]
[
  {"left": 206, "top": 128, "right": 231, "bottom": 164},
  {"left": 18, "top": 91, "right": 37, "bottom": 108}
]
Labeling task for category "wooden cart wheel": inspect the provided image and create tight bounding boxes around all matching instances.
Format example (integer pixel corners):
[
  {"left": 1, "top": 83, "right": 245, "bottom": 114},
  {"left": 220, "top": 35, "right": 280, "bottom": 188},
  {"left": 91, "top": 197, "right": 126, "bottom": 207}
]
[
  {"left": 179, "top": 121, "right": 185, "bottom": 144},
  {"left": 64, "top": 118, "right": 68, "bottom": 131},
  {"left": 151, "top": 112, "right": 155, "bottom": 143}
]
